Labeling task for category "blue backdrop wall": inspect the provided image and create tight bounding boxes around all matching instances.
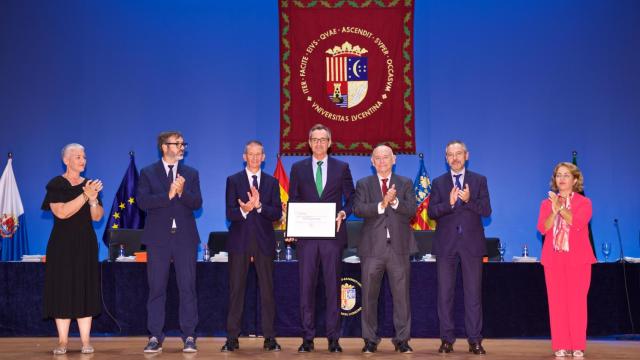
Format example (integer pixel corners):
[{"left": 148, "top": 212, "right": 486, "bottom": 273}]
[{"left": 2, "top": 0, "right": 639, "bottom": 261}]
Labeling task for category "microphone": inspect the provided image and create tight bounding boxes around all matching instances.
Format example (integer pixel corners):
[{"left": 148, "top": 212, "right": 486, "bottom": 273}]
[{"left": 614, "top": 219, "right": 625, "bottom": 263}]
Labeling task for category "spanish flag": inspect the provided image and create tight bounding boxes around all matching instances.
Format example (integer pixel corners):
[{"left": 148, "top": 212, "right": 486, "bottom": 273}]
[
  {"left": 273, "top": 155, "right": 289, "bottom": 230},
  {"left": 411, "top": 153, "right": 436, "bottom": 230}
]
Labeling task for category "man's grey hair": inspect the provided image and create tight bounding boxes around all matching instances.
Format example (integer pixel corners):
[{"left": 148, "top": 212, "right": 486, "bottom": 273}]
[
  {"left": 372, "top": 144, "right": 394, "bottom": 157},
  {"left": 244, "top": 140, "right": 264, "bottom": 154},
  {"left": 445, "top": 140, "right": 468, "bottom": 153},
  {"left": 61, "top": 143, "right": 85, "bottom": 159},
  {"left": 308, "top": 123, "right": 332, "bottom": 140}
]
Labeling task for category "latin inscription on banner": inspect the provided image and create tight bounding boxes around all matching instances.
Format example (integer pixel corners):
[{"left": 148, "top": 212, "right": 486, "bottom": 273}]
[
  {"left": 298, "top": 27, "right": 394, "bottom": 123},
  {"left": 279, "top": 1, "right": 415, "bottom": 155}
]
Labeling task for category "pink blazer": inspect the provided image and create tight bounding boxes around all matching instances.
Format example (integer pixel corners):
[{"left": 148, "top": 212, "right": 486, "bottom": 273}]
[{"left": 537, "top": 192, "right": 595, "bottom": 267}]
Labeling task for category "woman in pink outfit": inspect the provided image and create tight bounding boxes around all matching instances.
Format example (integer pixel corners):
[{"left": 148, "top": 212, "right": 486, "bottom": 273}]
[{"left": 537, "top": 162, "right": 595, "bottom": 358}]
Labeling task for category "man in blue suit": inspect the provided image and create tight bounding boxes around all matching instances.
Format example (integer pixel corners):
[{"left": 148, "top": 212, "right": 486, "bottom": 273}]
[
  {"left": 428, "top": 140, "right": 492, "bottom": 355},
  {"left": 138, "top": 131, "right": 202, "bottom": 353},
  {"left": 288, "top": 124, "right": 355, "bottom": 353},
  {"left": 221, "top": 140, "right": 282, "bottom": 352}
]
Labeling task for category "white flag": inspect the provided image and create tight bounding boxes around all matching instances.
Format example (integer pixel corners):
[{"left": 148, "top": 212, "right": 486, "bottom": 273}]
[{"left": 0, "top": 158, "right": 24, "bottom": 237}]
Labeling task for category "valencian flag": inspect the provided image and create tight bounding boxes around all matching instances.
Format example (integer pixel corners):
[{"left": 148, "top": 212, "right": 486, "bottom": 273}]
[
  {"left": 102, "top": 153, "right": 145, "bottom": 245},
  {"left": 0, "top": 155, "right": 29, "bottom": 260},
  {"left": 273, "top": 155, "right": 289, "bottom": 230},
  {"left": 411, "top": 153, "right": 436, "bottom": 230},
  {"left": 279, "top": 0, "right": 415, "bottom": 155}
]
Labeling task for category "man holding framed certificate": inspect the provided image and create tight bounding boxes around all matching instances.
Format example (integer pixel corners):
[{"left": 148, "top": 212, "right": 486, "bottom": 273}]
[{"left": 287, "top": 124, "right": 355, "bottom": 353}]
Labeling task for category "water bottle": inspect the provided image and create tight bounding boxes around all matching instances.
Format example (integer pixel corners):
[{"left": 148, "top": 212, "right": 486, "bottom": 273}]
[
  {"left": 203, "top": 246, "right": 210, "bottom": 262},
  {"left": 118, "top": 244, "right": 126, "bottom": 258},
  {"left": 522, "top": 244, "right": 529, "bottom": 258},
  {"left": 285, "top": 245, "right": 293, "bottom": 262}
]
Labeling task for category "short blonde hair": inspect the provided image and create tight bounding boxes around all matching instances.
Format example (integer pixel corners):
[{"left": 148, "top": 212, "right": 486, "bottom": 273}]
[
  {"left": 550, "top": 162, "right": 584, "bottom": 193},
  {"left": 61, "top": 143, "right": 84, "bottom": 159}
]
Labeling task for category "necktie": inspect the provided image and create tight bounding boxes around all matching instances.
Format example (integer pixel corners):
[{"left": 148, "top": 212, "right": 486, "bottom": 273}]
[
  {"left": 315, "top": 161, "right": 324, "bottom": 197},
  {"left": 453, "top": 174, "right": 462, "bottom": 189},
  {"left": 167, "top": 165, "right": 174, "bottom": 185},
  {"left": 381, "top": 178, "right": 388, "bottom": 196},
  {"left": 454, "top": 174, "right": 462, "bottom": 207},
  {"left": 252, "top": 174, "right": 259, "bottom": 190}
]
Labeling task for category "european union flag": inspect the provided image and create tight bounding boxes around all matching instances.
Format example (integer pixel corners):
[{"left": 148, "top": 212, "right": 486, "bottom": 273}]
[
  {"left": 102, "top": 153, "right": 145, "bottom": 245},
  {"left": 347, "top": 57, "right": 368, "bottom": 81}
]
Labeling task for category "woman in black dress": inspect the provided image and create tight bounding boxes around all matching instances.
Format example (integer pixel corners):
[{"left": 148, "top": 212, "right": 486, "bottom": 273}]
[{"left": 42, "top": 143, "right": 104, "bottom": 355}]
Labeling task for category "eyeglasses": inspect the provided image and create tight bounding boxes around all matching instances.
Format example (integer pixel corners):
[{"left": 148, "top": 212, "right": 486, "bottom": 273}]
[
  {"left": 165, "top": 142, "right": 188, "bottom": 148},
  {"left": 310, "top": 138, "right": 329, "bottom": 144}
]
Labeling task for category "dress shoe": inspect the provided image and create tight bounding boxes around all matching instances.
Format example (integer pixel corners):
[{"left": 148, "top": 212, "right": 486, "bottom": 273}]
[
  {"left": 362, "top": 340, "right": 377, "bottom": 353},
  {"left": 394, "top": 341, "right": 413, "bottom": 353},
  {"left": 328, "top": 339, "right": 343, "bottom": 352},
  {"left": 572, "top": 350, "right": 584, "bottom": 358},
  {"left": 263, "top": 337, "right": 281, "bottom": 351},
  {"left": 143, "top": 337, "right": 162, "bottom": 353},
  {"left": 468, "top": 342, "right": 486, "bottom": 355},
  {"left": 81, "top": 345, "right": 95, "bottom": 354},
  {"left": 183, "top": 336, "right": 197, "bottom": 353},
  {"left": 220, "top": 338, "right": 239, "bottom": 352},
  {"left": 297, "top": 339, "right": 314, "bottom": 353},
  {"left": 438, "top": 340, "right": 454, "bottom": 353}
]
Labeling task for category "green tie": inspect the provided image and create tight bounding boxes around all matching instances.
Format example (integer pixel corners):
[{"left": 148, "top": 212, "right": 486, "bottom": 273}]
[{"left": 315, "top": 160, "right": 324, "bottom": 197}]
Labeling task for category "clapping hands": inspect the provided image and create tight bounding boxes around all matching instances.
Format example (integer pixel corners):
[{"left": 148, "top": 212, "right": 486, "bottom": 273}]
[
  {"left": 548, "top": 191, "right": 563, "bottom": 214},
  {"left": 381, "top": 184, "right": 397, "bottom": 208},
  {"left": 169, "top": 174, "right": 186, "bottom": 199},
  {"left": 450, "top": 184, "right": 471, "bottom": 206},
  {"left": 83, "top": 179, "right": 103, "bottom": 200},
  {"left": 238, "top": 186, "right": 261, "bottom": 213}
]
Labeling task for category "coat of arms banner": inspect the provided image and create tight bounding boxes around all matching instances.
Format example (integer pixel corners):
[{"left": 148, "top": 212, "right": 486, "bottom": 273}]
[{"left": 279, "top": 0, "right": 415, "bottom": 155}]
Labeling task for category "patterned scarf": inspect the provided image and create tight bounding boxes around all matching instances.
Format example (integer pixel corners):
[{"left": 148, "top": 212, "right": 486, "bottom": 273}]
[{"left": 552, "top": 192, "right": 573, "bottom": 252}]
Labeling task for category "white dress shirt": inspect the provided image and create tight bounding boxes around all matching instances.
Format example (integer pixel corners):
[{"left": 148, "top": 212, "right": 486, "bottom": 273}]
[
  {"left": 162, "top": 159, "right": 178, "bottom": 229},
  {"left": 240, "top": 168, "right": 263, "bottom": 218}
]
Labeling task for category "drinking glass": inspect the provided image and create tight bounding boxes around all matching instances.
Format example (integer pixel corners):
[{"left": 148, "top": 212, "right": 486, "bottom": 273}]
[
  {"left": 601, "top": 242, "right": 611, "bottom": 262},
  {"left": 498, "top": 241, "right": 506, "bottom": 262},
  {"left": 275, "top": 241, "right": 282, "bottom": 262}
]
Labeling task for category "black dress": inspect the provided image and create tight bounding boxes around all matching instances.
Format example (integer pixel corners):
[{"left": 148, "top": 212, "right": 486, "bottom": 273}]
[{"left": 42, "top": 176, "right": 101, "bottom": 319}]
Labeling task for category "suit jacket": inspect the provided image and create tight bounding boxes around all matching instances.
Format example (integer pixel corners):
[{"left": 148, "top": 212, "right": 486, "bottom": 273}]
[
  {"left": 137, "top": 160, "right": 202, "bottom": 247},
  {"left": 288, "top": 156, "right": 355, "bottom": 246},
  {"left": 225, "top": 170, "right": 282, "bottom": 257},
  {"left": 427, "top": 170, "right": 491, "bottom": 256},
  {"left": 537, "top": 192, "right": 595, "bottom": 267},
  {"left": 354, "top": 174, "right": 418, "bottom": 257}
]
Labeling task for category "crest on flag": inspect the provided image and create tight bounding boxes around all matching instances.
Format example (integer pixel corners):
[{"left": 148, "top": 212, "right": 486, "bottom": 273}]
[
  {"left": 279, "top": 1, "right": 415, "bottom": 155},
  {"left": 0, "top": 214, "right": 18, "bottom": 238},
  {"left": 0, "top": 214, "right": 18, "bottom": 237},
  {"left": 411, "top": 154, "right": 436, "bottom": 230},
  {"left": 326, "top": 42, "right": 368, "bottom": 109},
  {"left": 0, "top": 158, "right": 24, "bottom": 238}
]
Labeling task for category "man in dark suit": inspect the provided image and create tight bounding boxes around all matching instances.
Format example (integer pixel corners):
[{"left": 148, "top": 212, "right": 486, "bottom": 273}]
[
  {"left": 354, "top": 145, "right": 417, "bottom": 353},
  {"left": 138, "top": 131, "right": 202, "bottom": 353},
  {"left": 221, "top": 140, "right": 283, "bottom": 352},
  {"left": 428, "top": 140, "right": 492, "bottom": 355},
  {"left": 288, "top": 124, "right": 355, "bottom": 353}
]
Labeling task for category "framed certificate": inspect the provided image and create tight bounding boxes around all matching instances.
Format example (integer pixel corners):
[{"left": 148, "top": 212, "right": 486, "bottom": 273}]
[{"left": 285, "top": 202, "right": 337, "bottom": 238}]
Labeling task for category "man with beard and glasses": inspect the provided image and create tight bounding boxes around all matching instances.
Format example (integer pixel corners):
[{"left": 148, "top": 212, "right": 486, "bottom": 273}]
[{"left": 138, "top": 131, "right": 202, "bottom": 354}]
